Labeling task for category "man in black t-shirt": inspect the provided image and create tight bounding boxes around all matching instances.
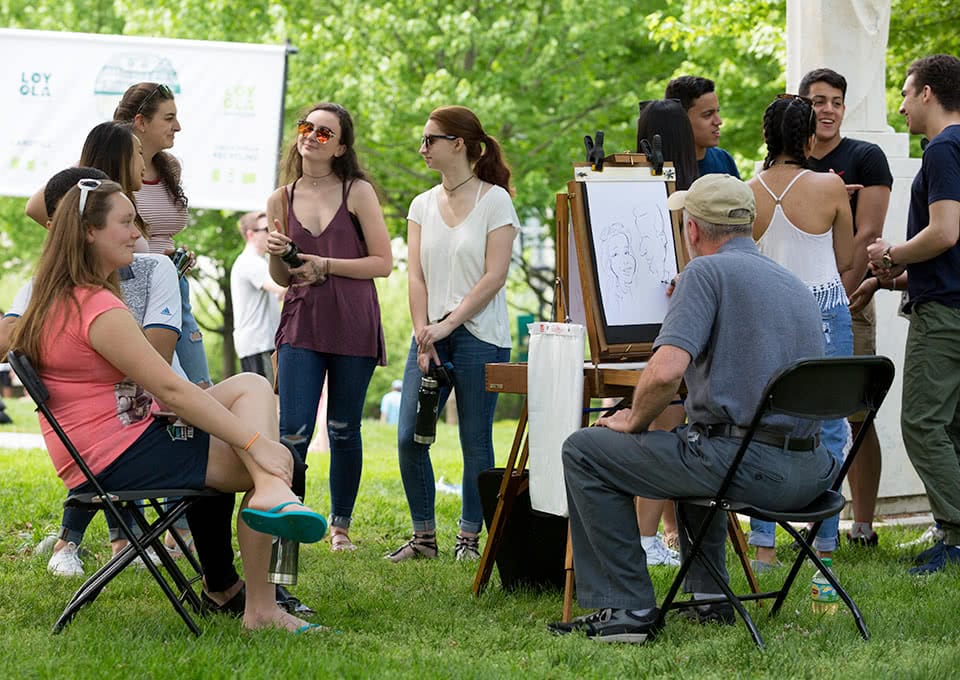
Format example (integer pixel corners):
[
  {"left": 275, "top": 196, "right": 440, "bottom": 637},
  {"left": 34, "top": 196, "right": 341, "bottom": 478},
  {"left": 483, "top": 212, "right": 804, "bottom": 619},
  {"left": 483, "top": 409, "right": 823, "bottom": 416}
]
[{"left": 800, "top": 68, "right": 892, "bottom": 547}]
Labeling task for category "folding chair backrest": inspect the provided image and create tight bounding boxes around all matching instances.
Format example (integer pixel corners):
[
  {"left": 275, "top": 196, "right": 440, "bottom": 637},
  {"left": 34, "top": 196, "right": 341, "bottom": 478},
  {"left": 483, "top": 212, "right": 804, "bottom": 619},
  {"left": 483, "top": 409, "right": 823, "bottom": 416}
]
[
  {"left": 7, "top": 350, "right": 49, "bottom": 405},
  {"left": 762, "top": 356, "right": 895, "bottom": 422}
]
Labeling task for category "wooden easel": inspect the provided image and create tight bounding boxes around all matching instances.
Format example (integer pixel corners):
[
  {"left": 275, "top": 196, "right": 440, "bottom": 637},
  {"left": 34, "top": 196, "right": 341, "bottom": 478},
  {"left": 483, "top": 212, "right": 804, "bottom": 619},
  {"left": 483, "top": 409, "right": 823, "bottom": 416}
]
[{"left": 473, "top": 154, "right": 759, "bottom": 617}]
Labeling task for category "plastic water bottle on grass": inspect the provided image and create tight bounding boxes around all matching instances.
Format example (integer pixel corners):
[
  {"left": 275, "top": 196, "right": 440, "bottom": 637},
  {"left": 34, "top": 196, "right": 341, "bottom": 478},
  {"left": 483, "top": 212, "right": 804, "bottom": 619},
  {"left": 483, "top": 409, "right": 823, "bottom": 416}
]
[{"left": 811, "top": 557, "right": 839, "bottom": 614}]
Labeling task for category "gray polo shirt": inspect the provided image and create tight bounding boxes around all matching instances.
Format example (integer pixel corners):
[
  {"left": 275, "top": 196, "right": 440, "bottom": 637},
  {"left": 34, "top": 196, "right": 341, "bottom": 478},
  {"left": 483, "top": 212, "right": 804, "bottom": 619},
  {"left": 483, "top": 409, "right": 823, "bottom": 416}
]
[{"left": 653, "top": 236, "right": 823, "bottom": 435}]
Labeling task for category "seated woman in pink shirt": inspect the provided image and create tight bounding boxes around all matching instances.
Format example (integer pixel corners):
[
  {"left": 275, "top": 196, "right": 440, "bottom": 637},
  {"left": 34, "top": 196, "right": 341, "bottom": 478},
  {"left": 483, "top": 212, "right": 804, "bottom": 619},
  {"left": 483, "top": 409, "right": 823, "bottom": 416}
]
[{"left": 9, "top": 179, "right": 327, "bottom": 634}]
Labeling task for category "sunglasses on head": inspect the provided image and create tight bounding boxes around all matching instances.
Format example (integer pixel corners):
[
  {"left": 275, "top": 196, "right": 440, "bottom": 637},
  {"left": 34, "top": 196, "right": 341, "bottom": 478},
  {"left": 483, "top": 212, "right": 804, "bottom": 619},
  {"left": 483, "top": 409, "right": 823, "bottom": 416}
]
[
  {"left": 297, "top": 120, "right": 337, "bottom": 144},
  {"left": 135, "top": 84, "right": 173, "bottom": 117},
  {"left": 420, "top": 133, "right": 458, "bottom": 148},
  {"left": 77, "top": 178, "right": 103, "bottom": 218}
]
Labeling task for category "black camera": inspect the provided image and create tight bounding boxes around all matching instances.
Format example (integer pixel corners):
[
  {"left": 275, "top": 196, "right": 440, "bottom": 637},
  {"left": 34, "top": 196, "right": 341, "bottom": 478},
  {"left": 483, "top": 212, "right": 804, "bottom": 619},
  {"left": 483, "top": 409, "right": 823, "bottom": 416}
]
[
  {"left": 281, "top": 242, "right": 303, "bottom": 268},
  {"left": 414, "top": 362, "right": 454, "bottom": 445},
  {"left": 170, "top": 247, "right": 191, "bottom": 279}
]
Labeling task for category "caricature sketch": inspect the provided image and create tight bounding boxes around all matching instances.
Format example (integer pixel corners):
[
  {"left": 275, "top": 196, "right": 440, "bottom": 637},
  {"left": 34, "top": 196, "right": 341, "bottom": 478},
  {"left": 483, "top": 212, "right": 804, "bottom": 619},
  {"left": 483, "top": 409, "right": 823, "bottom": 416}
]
[{"left": 584, "top": 180, "right": 678, "bottom": 327}]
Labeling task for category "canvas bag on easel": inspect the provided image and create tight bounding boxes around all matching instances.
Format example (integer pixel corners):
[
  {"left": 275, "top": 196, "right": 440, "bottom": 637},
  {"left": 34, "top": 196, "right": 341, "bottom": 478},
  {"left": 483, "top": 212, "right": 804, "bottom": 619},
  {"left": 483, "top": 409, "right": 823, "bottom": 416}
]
[{"left": 526, "top": 321, "right": 585, "bottom": 517}]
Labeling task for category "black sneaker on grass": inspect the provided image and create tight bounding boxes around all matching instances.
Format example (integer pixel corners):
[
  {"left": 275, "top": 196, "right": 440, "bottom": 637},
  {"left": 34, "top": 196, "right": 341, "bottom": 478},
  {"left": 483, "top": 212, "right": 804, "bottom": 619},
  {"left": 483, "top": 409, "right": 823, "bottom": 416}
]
[
  {"left": 549, "top": 608, "right": 661, "bottom": 644},
  {"left": 677, "top": 601, "right": 736, "bottom": 625}
]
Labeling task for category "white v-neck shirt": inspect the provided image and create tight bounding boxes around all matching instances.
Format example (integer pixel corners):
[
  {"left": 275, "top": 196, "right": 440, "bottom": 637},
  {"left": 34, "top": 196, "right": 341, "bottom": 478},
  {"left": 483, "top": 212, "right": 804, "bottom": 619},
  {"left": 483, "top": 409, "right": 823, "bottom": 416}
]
[{"left": 407, "top": 183, "right": 520, "bottom": 348}]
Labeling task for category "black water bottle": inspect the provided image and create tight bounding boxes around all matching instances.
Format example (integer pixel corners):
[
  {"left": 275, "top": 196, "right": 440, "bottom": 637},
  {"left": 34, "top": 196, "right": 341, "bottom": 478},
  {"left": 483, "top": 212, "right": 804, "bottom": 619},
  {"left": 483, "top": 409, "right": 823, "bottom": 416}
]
[
  {"left": 281, "top": 242, "right": 303, "bottom": 268},
  {"left": 414, "top": 376, "right": 441, "bottom": 444}
]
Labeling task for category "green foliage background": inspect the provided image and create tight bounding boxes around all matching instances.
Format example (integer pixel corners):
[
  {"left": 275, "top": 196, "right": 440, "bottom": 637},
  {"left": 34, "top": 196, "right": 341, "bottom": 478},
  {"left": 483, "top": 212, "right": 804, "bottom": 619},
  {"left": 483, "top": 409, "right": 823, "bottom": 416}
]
[{"left": 2, "top": 0, "right": 958, "bottom": 415}]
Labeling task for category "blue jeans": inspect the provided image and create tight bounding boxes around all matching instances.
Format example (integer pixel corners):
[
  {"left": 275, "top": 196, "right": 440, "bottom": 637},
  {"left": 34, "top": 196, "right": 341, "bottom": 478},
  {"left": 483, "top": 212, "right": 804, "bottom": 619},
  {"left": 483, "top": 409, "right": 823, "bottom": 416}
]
[
  {"left": 750, "top": 303, "right": 852, "bottom": 552},
  {"left": 397, "top": 327, "right": 510, "bottom": 534},
  {"left": 277, "top": 344, "right": 376, "bottom": 529},
  {"left": 176, "top": 277, "right": 211, "bottom": 385}
]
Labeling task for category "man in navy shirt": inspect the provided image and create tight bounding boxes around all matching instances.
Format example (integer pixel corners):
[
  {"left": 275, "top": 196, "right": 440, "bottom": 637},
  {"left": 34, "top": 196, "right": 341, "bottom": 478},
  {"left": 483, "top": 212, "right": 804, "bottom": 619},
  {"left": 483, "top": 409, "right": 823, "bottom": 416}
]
[
  {"left": 665, "top": 76, "right": 740, "bottom": 178},
  {"left": 867, "top": 54, "right": 960, "bottom": 575},
  {"left": 800, "top": 68, "right": 893, "bottom": 548}
]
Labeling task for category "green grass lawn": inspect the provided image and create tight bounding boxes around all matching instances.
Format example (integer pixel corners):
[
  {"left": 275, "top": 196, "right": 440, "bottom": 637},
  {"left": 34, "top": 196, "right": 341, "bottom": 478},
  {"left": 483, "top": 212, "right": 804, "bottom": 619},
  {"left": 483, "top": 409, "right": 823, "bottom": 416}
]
[{"left": 1, "top": 396, "right": 959, "bottom": 679}]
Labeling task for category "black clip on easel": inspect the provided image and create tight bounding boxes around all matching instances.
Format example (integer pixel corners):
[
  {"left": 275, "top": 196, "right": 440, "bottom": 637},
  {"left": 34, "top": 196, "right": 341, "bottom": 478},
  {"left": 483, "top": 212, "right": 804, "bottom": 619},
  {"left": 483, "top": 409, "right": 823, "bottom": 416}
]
[
  {"left": 584, "top": 131, "right": 605, "bottom": 171},
  {"left": 640, "top": 133, "right": 665, "bottom": 176}
]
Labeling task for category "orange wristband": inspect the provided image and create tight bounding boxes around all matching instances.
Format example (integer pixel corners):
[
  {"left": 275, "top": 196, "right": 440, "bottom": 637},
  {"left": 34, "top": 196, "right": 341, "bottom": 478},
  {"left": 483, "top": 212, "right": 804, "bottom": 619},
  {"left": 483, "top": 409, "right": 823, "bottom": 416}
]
[{"left": 242, "top": 431, "right": 260, "bottom": 451}]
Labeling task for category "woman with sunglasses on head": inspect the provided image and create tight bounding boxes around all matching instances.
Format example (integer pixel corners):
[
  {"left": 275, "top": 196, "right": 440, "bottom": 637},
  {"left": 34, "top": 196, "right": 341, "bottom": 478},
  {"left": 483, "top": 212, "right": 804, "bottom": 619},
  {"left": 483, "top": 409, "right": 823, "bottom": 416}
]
[
  {"left": 10, "top": 179, "right": 328, "bottom": 633},
  {"left": 114, "top": 82, "right": 211, "bottom": 390},
  {"left": 386, "top": 106, "right": 520, "bottom": 563},
  {"left": 265, "top": 103, "right": 392, "bottom": 553},
  {"left": 747, "top": 95, "right": 854, "bottom": 571}
]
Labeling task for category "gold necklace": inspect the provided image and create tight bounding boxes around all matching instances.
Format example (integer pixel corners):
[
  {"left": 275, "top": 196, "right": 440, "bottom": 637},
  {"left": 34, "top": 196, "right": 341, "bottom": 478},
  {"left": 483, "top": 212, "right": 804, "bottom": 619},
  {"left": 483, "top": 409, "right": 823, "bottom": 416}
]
[
  {"left": 303, "top": 170, "right": 334, "bottom": 187},
  {"left": 443, "top": 173, "right": 475, "bottom": 193}
]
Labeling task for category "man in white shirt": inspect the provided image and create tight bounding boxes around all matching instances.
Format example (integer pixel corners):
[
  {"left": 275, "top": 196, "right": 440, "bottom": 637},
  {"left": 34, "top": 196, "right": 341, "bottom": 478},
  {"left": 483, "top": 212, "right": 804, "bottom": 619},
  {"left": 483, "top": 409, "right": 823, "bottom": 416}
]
[{"left": 230, "top": 212, "right": 284, "bottom": 383}]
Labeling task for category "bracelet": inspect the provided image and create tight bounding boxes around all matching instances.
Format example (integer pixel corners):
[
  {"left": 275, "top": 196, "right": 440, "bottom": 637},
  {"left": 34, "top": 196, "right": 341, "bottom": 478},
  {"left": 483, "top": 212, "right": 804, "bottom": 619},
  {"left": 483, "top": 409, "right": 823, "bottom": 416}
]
[{"left": 242, "top": 431, "right": 260, "bottom": 451}]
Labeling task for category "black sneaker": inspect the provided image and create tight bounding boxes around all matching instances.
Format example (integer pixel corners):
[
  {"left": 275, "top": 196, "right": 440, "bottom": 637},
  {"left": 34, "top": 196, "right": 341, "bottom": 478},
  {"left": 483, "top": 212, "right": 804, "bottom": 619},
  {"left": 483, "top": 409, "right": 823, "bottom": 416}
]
[
  {"left": 200, "top": 584, "right": 245, "bottom": 618},
  {"left": 846, "top": 530, "right": 879, "bottom": 547},
  {"left": 548, "top": 609, "right": 607, "bottom": 635},
  {"left": 677, "top": 601, "right": 736, "bottom": 625},
  {"left": 276, "top": 585, "right": 315, "bottom": 615},
  {"left": 549, "top": 608, "right": 660, "bottom": 644}
]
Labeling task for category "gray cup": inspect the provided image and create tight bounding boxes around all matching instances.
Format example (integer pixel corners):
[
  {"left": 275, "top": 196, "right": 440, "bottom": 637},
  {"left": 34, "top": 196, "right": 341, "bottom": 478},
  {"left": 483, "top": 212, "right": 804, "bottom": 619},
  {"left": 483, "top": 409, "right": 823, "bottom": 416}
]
[{"left": 267, "top": 536, "right": 299, "bottom": 585}]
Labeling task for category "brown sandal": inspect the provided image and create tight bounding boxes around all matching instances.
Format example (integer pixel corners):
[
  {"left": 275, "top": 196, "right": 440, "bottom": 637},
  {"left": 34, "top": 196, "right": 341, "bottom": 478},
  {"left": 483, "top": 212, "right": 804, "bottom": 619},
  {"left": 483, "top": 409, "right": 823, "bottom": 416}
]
[
  {"left": 384, "top": 532, "right": 438, "bottom": 562},
  {"left": 330, "top": 531, "right": 357, "bottom": 552}
]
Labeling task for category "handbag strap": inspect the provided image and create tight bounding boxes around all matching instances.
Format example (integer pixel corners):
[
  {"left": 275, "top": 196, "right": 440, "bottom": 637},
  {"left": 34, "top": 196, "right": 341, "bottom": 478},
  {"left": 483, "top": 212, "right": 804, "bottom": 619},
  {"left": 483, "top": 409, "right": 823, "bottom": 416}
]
[{"left": 279, "top": 184, "right": 290, "bottom": 236}]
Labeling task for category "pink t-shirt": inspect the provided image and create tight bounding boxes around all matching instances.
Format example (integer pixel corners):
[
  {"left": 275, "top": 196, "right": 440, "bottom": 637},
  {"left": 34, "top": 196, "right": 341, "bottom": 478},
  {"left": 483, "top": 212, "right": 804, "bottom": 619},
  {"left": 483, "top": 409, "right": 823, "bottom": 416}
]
[{"left": 39, "top": 288, "right": 155, "bottom": 489}]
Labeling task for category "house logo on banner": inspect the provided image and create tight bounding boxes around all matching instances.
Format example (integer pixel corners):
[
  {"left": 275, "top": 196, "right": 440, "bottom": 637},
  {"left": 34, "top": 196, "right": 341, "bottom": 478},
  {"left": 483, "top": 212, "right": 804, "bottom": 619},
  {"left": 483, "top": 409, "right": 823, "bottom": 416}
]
[{"left": 92, "top": 54, "right": 182, "bottom": 119}]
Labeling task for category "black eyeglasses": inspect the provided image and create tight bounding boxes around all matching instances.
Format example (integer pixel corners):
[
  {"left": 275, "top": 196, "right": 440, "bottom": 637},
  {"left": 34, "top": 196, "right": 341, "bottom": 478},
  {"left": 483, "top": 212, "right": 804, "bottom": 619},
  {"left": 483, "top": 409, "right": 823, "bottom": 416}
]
[
  {"left": 420, "top": 134, "right": 458, "bottom": 148},
  {"left": 251, "top": 227, "right": 269, "bottom": 233},
  {"left": 136, "top": 84, "right": 173, "bottom": 117},
  {"left": 77, "top": 179, "right": 103, "bottom": 218}
]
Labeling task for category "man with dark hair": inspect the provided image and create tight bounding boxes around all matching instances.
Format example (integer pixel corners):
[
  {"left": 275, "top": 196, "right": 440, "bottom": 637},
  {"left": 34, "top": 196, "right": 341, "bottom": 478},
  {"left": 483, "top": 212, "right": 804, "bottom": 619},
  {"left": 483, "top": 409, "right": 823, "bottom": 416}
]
[
  {"left": 230, "top": 211, "right": 284, "bottom": 382},
  {"left": 865, "top": 54, "right": 960, "bottom": 575},
  {"left": 665, "top": 76, "right": 740, "bottom": 178},
  {"left": 798, "top": 67, "right": 893, "bottom": 548},
  {"left": 549, "top": 175, "right": 830, "bottom": 643}
]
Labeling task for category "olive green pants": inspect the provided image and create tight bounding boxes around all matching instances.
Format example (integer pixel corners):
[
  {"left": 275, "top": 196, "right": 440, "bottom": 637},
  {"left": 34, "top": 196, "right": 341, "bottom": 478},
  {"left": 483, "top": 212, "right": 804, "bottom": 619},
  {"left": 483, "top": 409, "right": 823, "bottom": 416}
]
[{"left": 902, "top": 301, "right": 960, "bottom": 546}]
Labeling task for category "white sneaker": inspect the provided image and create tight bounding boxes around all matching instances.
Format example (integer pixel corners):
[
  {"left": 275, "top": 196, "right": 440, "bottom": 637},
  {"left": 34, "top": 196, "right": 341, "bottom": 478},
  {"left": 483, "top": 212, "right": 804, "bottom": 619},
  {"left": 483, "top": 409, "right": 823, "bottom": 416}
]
[
  {"left": 643, "top": 535, "right": 681, "bottom": 567},
  {"left": 132, "top": 546, "right": 163, "bottom": 569},
  {"left": 34, "top": 534, "right": 59, "bottom": 556},
  {"left": 47, "top": 542, "right": 84, "bottom": 577},
  {"left": 896, "top": 525, "right": 945, "bottom": 549}
]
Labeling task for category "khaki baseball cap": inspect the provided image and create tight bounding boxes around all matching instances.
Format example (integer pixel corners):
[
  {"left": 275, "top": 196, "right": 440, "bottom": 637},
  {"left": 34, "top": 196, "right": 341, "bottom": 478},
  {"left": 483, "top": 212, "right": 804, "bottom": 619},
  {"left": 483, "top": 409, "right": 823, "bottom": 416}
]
[{"left": 666, "top": 173, "right": 756, "bottom": 225}]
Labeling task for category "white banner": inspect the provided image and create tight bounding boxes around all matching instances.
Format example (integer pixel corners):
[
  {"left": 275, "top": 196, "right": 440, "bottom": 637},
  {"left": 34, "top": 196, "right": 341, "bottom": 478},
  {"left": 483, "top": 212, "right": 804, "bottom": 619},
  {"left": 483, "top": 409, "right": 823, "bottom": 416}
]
[{"left": 0, "top": 28, "right": 287, "bottom": 211}]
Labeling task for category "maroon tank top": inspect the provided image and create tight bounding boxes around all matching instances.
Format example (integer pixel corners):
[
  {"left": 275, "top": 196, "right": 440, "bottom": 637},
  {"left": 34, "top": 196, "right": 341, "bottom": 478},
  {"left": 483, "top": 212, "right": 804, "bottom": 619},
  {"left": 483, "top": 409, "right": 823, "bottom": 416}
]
[{"left": 275, "top": 179, "right": 386, "bottom": 365}]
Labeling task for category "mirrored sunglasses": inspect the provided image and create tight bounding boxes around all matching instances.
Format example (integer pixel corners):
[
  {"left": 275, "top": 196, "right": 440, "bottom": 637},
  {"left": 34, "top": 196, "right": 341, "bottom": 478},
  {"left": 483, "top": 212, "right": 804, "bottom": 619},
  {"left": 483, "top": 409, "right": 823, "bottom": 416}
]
[{"left": 297, "top": 120, "right": 337, "bottom": 144}]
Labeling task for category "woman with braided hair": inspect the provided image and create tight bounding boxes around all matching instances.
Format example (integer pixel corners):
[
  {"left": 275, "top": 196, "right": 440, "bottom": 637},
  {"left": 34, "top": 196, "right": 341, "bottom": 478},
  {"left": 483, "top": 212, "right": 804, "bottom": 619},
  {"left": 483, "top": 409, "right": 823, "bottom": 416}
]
[{"left": 747, "top": 94, "right": 854, "bottom": 571}]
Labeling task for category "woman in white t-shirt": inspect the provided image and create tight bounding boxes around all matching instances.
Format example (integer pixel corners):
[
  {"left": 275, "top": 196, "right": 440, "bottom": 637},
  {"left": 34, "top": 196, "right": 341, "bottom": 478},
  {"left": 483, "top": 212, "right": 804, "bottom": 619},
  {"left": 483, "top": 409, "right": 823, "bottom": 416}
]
[{"left": 387, "top": 106, "right": 520, "bottom": 563}]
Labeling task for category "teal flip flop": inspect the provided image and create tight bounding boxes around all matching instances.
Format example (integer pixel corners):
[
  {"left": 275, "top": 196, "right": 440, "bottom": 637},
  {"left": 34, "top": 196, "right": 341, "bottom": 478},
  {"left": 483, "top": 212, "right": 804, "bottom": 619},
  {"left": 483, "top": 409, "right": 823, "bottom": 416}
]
[
  {"left": 295, "top": 623, "right": 329, "bottom": 634},
  {"left": 240, "top": 502, "right": 328, "bottom": 543}
]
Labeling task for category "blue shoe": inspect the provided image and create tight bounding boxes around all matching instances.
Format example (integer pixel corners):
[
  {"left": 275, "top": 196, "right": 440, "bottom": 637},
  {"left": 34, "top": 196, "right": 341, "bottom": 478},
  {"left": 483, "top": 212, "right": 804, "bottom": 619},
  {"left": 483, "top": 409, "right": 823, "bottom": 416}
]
[
  {"left": 240, "top": 502, "right": 327, "bottom": 543},
  {"left": 908, "top": 542, "right": 960, "bottom": 575}
]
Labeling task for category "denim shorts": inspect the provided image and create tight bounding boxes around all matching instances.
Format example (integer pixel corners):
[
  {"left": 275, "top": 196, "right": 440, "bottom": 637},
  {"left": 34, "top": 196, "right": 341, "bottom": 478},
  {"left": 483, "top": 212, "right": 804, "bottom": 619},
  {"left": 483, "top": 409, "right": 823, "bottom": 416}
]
[{"left": 70, "top": 418, "right": 210, "bottom": 494}]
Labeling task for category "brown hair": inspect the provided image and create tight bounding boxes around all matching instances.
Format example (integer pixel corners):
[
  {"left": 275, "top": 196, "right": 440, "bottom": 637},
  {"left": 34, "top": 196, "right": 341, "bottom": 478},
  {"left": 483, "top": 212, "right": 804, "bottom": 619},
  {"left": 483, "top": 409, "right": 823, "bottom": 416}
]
[
  {"left": 78, "top": 121, "right": 146, "bottom": 236},
  {"left": 10, "top": 181, "right": 126, "bottom": 366},
  {"left": 281, "top": 102, "right": 368, "bottom": 185},
  {"left": 238, "top": 211, "right": 267, "bottom": 237},
  {"left": 428, "top": 106, "right": 514, "bottom": 196},
  {"left": 113, "top": 82, "right": 188, "bottom": 210}
]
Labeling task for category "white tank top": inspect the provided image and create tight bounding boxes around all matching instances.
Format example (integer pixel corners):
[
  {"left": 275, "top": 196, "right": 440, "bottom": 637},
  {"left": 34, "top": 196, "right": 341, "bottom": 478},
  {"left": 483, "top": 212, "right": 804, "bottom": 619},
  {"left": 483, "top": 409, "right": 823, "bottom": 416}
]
[{"left": 756, "top": 170, "right": 848, "bottom": 310}]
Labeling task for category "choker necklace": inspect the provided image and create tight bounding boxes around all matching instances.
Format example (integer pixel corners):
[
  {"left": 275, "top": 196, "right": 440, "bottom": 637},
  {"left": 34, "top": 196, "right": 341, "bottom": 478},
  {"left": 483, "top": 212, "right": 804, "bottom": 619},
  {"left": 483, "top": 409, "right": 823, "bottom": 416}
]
[
  {"left": 443, "top": 174, "right": 475, "bottom": 193},
  {"left": 303, "top": 170, "right": 334, "bottom": 187},
  {"left": 770, "top": 159, "right": 802, "bottom": 166}
]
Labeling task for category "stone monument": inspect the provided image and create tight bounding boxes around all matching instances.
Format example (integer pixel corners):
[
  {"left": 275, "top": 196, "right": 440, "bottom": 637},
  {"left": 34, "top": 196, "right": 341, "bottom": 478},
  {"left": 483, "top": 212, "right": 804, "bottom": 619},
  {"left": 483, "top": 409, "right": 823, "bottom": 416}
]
[{"left": 786, "top": 0, "right": 927, "bottom": 515}]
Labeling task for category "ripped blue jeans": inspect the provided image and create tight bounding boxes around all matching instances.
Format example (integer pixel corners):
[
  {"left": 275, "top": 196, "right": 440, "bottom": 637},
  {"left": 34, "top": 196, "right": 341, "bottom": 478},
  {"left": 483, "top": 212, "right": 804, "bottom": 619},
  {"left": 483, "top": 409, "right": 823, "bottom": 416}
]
[
  {"left": 277, "top": 344, "right": 377, "bottom": 529},
  {"left": 749, "top": 302, "right": 852, "bottom": 553}
]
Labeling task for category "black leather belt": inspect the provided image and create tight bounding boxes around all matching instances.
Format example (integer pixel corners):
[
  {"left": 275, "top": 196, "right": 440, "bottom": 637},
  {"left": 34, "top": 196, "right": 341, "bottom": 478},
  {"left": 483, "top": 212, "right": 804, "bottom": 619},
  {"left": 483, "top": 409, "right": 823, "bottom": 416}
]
[{"left": 702, "top": 423, "right": 819, "bottom": 451}]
